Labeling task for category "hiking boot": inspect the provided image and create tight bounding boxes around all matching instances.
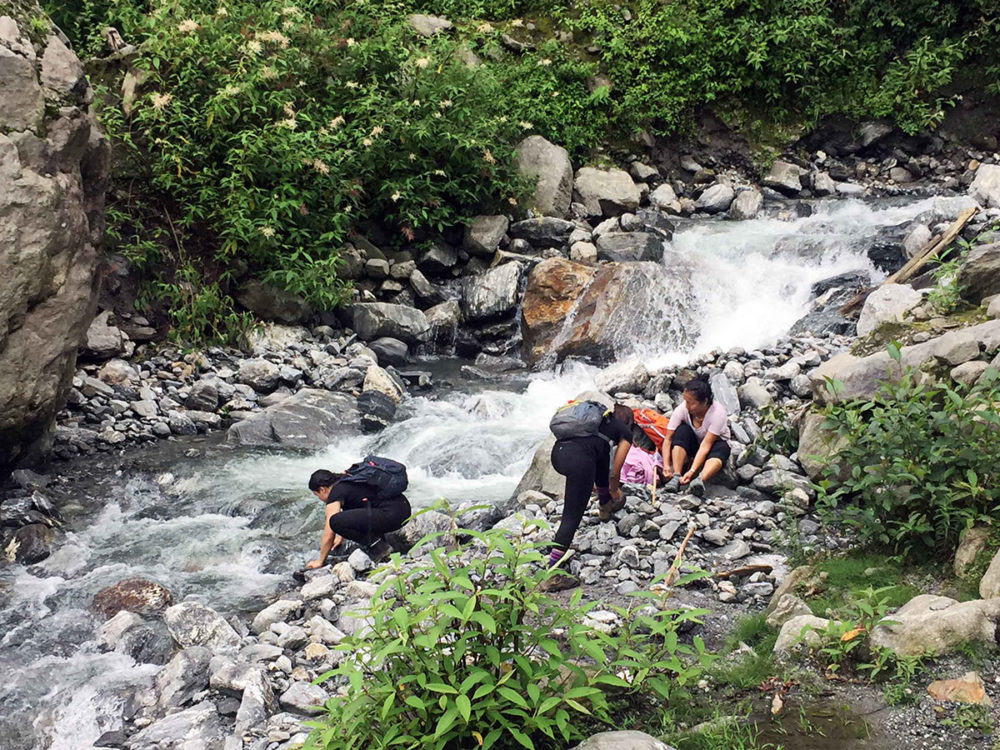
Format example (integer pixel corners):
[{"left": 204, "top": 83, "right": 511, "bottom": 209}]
[
  {"left": 364, "top": 538, "right": 393, "bottom": 563},
  {"left": 688, "top": 477, "right": 705, "bottom": 498},
  {"left": 598, "top": 494, "right": 627, "bottom": 521},
  {"left": 539, "top": 570, "right": 581, "bottom": 592},
  {"left": 663, "top": 476, "right": 681, "bottom": 493}
]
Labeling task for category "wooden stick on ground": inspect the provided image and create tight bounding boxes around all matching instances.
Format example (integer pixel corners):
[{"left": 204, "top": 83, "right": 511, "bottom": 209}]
[
  {"left": 663, "top": 524, "right": 697, "bottom": 589},
  {"left": 714, "top": 563, "right": 774, "bottom": 580},
  {"left": 840, "top": 206, "right": 978, "bottom": 315}
]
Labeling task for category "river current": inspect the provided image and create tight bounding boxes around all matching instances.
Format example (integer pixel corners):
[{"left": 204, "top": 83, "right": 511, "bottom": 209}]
[{"left": 0, "top": 195, "right": 972, "bottom": 748}]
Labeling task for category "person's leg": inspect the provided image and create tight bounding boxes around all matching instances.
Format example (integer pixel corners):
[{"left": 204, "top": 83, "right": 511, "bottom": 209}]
[
  {"left": 698, "top": 440, "right": 732, "bottom": 481},
  {"left": 550, "top": 442, "right": 595, "bottom": 566},
  {"left": 328, "top": 506, "right": 398, "bottom": 548},
  {"left": 670, "top": 423, "right": 699, "bottom": 475}
]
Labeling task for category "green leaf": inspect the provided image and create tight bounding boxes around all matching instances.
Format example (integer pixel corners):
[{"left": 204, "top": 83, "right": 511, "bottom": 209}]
[
  {"left": 456, "top": 693, "right": 471, "bottom": 722},
  {"left": 426, "top": 683, "right": 458, "bottom": 694}
]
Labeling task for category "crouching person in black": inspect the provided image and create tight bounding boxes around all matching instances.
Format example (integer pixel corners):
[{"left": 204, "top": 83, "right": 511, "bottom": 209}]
[{"left": 305, "top": 468, "right": 411, "bottom": 568}]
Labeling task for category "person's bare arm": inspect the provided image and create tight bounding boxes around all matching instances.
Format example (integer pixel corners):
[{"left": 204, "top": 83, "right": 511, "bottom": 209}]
[
  {"left": 306, "top": 501, "right": 342, "bottom": 569},
  {"left": 660, "top": 429, "right": 675, "bottom": 477},
  {"left": 681, "top": 433, "right": 717, "bottom": 484},
  {"left": 609, "top": 438, "right": 631, "bottom": 497}
]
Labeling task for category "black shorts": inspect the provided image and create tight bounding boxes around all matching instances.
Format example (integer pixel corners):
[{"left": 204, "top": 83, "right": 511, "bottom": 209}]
[{"left": 670, "top": 422, "right": 731, "bottom": 467}]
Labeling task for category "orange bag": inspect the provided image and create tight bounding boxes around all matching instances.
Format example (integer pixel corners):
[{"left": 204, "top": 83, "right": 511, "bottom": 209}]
[{"left": 633, "top": 408, "right": 670, "bottom": 449}]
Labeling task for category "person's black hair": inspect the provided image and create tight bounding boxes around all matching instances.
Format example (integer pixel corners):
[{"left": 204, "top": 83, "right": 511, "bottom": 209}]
[
  {"left": 683, "top": 379, "right": 714, "bottom": 405},
  {"left": 309, "top": 469, "right": 342, "bottom": 491},
  {"left": 612, "top": 403, "right": 634, "bottom": 426}
]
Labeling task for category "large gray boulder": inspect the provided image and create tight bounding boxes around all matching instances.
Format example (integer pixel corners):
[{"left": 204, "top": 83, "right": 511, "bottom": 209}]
[
  {"left": 970, "top": 164, "right": 1000, "bottom": 209},
  {"left": 595, "top": 232, "right": 662, "bottom": 263},
  {"left": 958, "top": 243, "right": 1000, "bottom": 305},
  {"left": 461, "top": 262, "right": 525, "bottom": 322},
  {"left": 570, "top": 731, "right": 676, "bottom": 750},
  {"left": 155, "top": 647, "right": 212, "bottom": 709},
  {"left": 227, "top": 389, "right": 358, "bottom": 448},
  {"left": 508, "top": 216, "right": 575, "bottom": 248},
  {"left": 1, "top": 8, "right": 109, "bottom": 479},
  {"left": 869, "top": 595, "right": 1000, "bottom": 658},
  {"left": 515, "top": 136, "right": 573, "bottom": 218},
  {"left": 573, "top": 167, "right": 640, "bottom": 218},
  {"left": 811, "top": 319, "right": 1000, "bottom": 403},
  {"left": 124, "top": 701, "right": 226, "bottom": 750},
  {"left": 352, "top": 302, "right": 429, "bottom": 344},
  {"left": 512, "top": 435, "right": 563, "bottom": 498},
  {"left": 978, "top": 548, "right": 1000, "bottom": 598},
  {"left": 730, "top": 189, "right": 763, "bottom": 220},
  {"left": 796, "top": 411, "right": 849, "bottom": 482},
  {"left": 763, "top": 160, "right": 805, "bottom": 195},
  {"left": 696, "top": 183, "right": 735, "bottom": 214},
  {"left": 163, "top": 602, "right": 241, "bottom": 651},
  {"left": 856, "top": 283, "right": 922, "bottom": 336},
  {"left": 464, "top": 215, "right": 508, "bottom": 257},
  {"left": 237, "top": 280, "right": 312, "bottom": 324}
]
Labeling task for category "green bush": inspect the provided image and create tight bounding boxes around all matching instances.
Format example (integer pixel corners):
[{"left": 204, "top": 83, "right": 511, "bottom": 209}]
[
  {"left": 306, "top": 523, "right": 711, "bottom": 750},
  {"left": 816, "top": 354, "right": 1000, "bottom": 560}
]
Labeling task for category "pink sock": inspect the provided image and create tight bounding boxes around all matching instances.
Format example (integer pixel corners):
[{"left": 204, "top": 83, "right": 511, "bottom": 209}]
[{"left": 549, "top": 547, "right": 565, "bottom": 567}]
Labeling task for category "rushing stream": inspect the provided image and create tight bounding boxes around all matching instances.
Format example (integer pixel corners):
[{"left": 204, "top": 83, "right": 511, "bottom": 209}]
[{"left": 0, "top": 195, "right": 971, "bottom": 749}]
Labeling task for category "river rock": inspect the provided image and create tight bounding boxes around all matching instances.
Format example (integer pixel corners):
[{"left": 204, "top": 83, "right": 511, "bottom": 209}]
[
  {"left": 696, "top": 183, "right": 735, "bottom": 214},
  {"left": 237, "top": 280, "right": 312, "bottom": 324},
  {"left": 280, "top": 681, "right": 328, "bottom": 713},
  {"left": 856, "top": 283, "right": 922, "bottom": 336},
  {"left": 708, "top": 372, "right": 740, "bottom": 416},
  {"left": 570, "top": 731, "right": 675, "bottom": 750},
  {"left": 970, "top": 164, "right": 1000, "bottom": 208},
  {"left": 813, "top": 172, "right": 836, "bottom": 196},
  {"left": 464, "top": 215, "right": 508, "bottom": 257},
  {"left": 93, "top": 578, "right": 174, "bottom": 618},
  {"left": 408, "top": 13, "right": 451, "bottom": 36},
  {"left": 164, "top": 601, "right": 242, "bottom": 651},
  {"left": 766, "top": 594, "right": 813, "bottom": 628},
  {"left": 85, "top": 310, "right": 125, "bottom": 359},
  {"left": 978, "top": 548, "right": 1000, "bottom": 598},
  {"left": 237, "top": 359, "right": 281, "bottom": 393},
  {"left": 6, "top": 523, "right": 53, "bottom": 563},
  {"left": 96, "top": 610, "right": 174, "bottom": 665},
  {"left": 595, "top": 360, "right": 648, "bottom": 393},
  {"left": 462, "top": 262, "right": 525, "bottom": 322},
  {"left": 419, "top": 241, "right": 458, "bottom": 274},
  {"left": 869, "top": 595, "right": 1000, "bottom": 657},
  {"left": 352, "top": 302, "right": 430, "bottom": 344},
  {"left": 773, "top": 614, "right": 831, "bottom": 655},
  {"left": 955, "top": 526, "right": 991, "bottom": 578},
  {"left": 521, "top": 258, "right": 695, "bottom": 365},
  {"left": 573, "top": 167, "right": 640, "bottom": 218},
  {"left": 763, "top": 161, "right": 805, "bottom": 195},
  {"left": 515, "top": 136, "right": 573, "bottom": 217},
  {"left": 737, "top": 377, "right": 772, "bottom": 410},
  {"left": 730, "top": 188, "right": 763, "bottom": 220},
  {"left": 508, "top": 216, "right": 576, "bottom": 248},
  {"left": 387, "top": 510, "right": 455, "bottom": 552},
  {"left": 649, "top": 183, "right": 678, "bottom": 211},
  {"left": 97, "top": 359, "right": 139, "bottom": 385},
  {"left": 571, "top": 241, "right": 598, "bottom": 262},
  {"left": 186, "top": 380, "right": 219, "bottom": 412},
  {"left": 156, "top": 646, "right": 212, "bottom": 709},
  {"left": 124, "top": 701, "right": 225, "bottom": 750},
  {"left": 796, "top": 411, "right": 848, "bottom": 482},
  {"left": 957, "top": 243, "right": 1000, "bottom": 304},
  {"left": 363, "top": 365, "right": 405, "bottom": 403},
  {"left": 227, "top": 389, "right": 359, "bottom": 449},
  {"left": 595, "top": 232, "right": 662, "bottom": 262},
  {"left": 252, "top": 599, "right": 302, "bottom": 635},
  {"left": 926, "top": 672, "right": 993, "bottom": 706},
  {"left": 511, "top": 435, "right": 564, "bottom": 499}
]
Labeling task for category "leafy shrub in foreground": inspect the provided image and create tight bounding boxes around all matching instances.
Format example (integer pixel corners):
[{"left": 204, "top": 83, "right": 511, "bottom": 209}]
[
  {"left": 816, "top": 353, "right": 1000, "bottom": 560},
  {"left": 306, "top": 523, "right": 711, "bottom": 750}
]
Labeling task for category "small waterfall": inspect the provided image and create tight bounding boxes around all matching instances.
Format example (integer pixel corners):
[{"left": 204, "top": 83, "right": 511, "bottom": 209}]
[{"left": 0, "top": 194, "right": 975, "bottom": 749}]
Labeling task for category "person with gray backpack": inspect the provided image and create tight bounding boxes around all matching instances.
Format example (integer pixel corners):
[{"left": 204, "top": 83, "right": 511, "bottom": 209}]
[{"left": 543, "top": 401, "right": 634, "bottom": 591}]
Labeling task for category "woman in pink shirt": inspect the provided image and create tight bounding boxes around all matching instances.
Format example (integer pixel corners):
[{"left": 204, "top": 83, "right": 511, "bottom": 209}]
[{"left": 661, "top": 379, "right": 731, "bottom": 497}]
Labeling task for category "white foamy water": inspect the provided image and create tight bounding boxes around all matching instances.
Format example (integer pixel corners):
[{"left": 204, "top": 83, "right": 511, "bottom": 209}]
[{"left": 0, "top": 195, "right": 969, "bottom": 748}]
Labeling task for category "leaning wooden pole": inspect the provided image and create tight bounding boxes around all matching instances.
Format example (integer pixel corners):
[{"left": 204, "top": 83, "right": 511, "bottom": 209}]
[{"left": 840, "top": 206, "right": 978, "bottom": 315}]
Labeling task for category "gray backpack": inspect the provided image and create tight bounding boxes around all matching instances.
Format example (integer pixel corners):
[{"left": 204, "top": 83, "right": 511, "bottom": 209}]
[{"left": 549, "top": 400, "right": 607, "bottom": 440}]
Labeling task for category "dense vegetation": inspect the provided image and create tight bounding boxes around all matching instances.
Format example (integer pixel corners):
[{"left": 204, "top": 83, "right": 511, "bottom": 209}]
[
  {"left": 44, "top": 0, "right": 1000, "bottom": 342},
  {"left": 817, "top": 355, "right": 1000, "bottom": 561}
]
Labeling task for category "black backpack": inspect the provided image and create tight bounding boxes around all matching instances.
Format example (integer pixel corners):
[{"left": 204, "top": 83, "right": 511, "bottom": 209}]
[{"left": 339, "top": 455, "right": 408, "bottom": 500}]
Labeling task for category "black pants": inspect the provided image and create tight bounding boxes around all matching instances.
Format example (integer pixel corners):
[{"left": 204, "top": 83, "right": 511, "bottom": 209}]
[
  {"left": 550, "top": 436, "right": 610, "bottom": 551},
  {"left": 329, "top": 496, "right": 411, "bottom": 548},
  {"left": 669, "top": 422, "right": 731, "bottom": 471}
]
